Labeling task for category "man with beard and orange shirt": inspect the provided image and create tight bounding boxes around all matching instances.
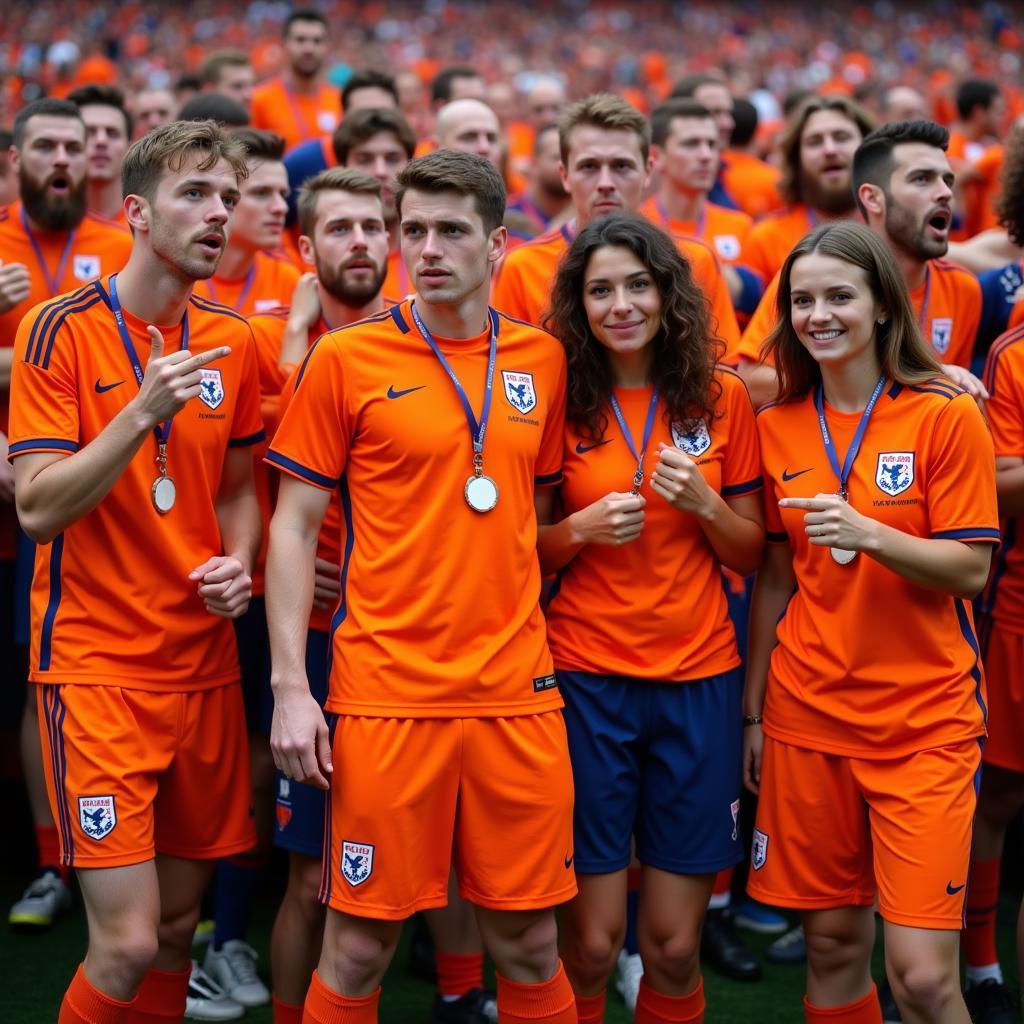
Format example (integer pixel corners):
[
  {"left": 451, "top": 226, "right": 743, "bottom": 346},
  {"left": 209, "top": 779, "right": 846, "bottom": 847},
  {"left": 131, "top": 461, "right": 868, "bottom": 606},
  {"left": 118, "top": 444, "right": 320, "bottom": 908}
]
[
  {"left": 67, "top": 85, "right": 133, "bottom": 226},
  {"left": 3, "top": 99, "right": 132, "bottom": 933}
]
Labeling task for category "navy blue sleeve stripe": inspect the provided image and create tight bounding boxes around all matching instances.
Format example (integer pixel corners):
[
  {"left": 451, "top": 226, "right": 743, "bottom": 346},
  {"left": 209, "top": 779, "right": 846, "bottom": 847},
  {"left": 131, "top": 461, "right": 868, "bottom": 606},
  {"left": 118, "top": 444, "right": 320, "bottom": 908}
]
[
  {"left": 934, "top": 527, "right": 1001, "bottom": 542},
  {"left": 265, "top": 450, "right": 339, "bottom": 489},
  {"left": 293, "top": 337, "right": 323, "bottom": 390},
  {"left": 227, "top": 429, "right": 267, "bottom": 448},
  {"left": 389, "top": 304, "right": 410, "bottom": 333},
  {"left": 9, "top": 438, "right": 79, "bottom": 455},
  {"left": 41, "top": 295, "right": 103, "bottom": 370},
  {"left": 189, "top": 295, "right": 249, "bottom": 324},
  {"left": 28, "top": 289, "right": 98, "bottom": 366},
  {"left": 535, "top": 471, "right": 562, "bottom": 486},
  {"left": 722, "top": 476, "right": 763, "bottom": 496}
]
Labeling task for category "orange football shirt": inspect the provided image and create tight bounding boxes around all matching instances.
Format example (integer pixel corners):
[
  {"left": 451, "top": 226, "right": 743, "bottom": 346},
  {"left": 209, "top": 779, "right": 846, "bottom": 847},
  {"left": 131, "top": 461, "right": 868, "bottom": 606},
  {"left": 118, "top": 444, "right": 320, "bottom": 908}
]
[
  {"left": 720, "top": 150, "right": 783, "bottom": 220},
  {"left": 267, "top": 299, "right": 567, "bottom": 717},
  {"left": 640, "top": 196, "right": 753, "bottom": 265},
  {"left": 250, "top": 79, "right": 341, "bottom": 153},
  {"left": 194, "top": 250, "right": 301, "bottom": 316},
  {"left": 9, "top": 279, "right": 266, "bottom": 688},
  {"left": 739, "top": 204, "right": 817, "bottom": 286},
  {"left": 757, "top": 380, "right": 998, "bottom": 758},
  {"left": 546, "top": 369, "right": 761, "bottom": 680}
]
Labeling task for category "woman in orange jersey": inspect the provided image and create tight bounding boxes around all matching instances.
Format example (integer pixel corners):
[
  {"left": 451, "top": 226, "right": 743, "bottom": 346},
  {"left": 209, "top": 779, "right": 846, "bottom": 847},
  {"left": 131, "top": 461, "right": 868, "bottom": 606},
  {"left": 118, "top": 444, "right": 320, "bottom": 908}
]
[
  {"left": 540, "top": 213, "right": 765, "bottom": 1024},
  {"left": 745, "top": 222, "right": 999, "bottom": 1024}
]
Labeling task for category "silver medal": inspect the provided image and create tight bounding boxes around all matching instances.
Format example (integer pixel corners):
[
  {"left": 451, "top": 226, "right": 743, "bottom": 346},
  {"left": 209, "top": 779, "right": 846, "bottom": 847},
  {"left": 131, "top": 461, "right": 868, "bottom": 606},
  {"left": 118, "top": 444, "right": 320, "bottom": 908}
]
[
  {"left": 465, "top": 474, "right": 499, "bottom": 513},
  {"left": 152, "top": 475, "right": 177, "bottom": 514},
  {"left": 830, "top": 546, "right": 857, "bottom": 565}
]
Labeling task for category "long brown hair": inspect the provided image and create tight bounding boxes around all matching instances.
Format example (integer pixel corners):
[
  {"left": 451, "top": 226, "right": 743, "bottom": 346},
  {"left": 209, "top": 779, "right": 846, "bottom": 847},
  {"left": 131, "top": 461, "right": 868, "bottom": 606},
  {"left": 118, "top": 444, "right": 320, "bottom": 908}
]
[
  {"left": 764, "top": 222, "right": 943, "bottom": 401},
  {"left": 545, "top": 214, "right": 722, "bottom": 442}
]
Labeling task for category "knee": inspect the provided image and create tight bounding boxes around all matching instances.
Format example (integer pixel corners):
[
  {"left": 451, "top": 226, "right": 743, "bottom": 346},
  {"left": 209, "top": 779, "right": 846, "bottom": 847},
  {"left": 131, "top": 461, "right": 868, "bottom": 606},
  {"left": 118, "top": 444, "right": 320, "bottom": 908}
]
[
  {"left": 888, "top": 957, "right": 960, "bottom": 1016},
  {"left": 805, "top": 926, "right": 865, "bottom": 976},
  {"left": 321, "top": 922, "right": 398, "bottom": 993},
  {"left": 90, "top": 923, "right": 160, "bottom": 991},
  {"left": 157, "top": 901, "right": 201, "bottom": 961},
  {"left": 487, "top": 911, "right": 560, "bottom": 981},
  {"left": 640, "top": 924, "right": 700, "bottom": 982},
  {"left": 563, "top": 921, "right": 623, "bottom": 987},
  {"left": 286, "top": 859, "right": 326, "bottom": 919}
]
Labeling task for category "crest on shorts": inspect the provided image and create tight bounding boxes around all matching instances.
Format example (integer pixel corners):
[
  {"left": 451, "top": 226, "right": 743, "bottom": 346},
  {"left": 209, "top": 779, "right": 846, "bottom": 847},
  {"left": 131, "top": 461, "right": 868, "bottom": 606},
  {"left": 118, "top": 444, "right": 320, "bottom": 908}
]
[
  {"left": 730, "top": 799, "right": 740, "bottom": 842},
  {"left": 341, "top": 841, "right": 374, "bottom": 886},
  {"left": 502, "top": 370, "right": 537, "bottom": 414},
  {"left": 714, "top": 234, "right": 741, "bottom": 261},
  {"left": 931, "top": 318, "right": 953, "bottom": 355},
  {"left": 199, "top": 368, "right": 225, "bottom": 410},
  {"left": 752, "top": 828, "right": 769, "bottom": 870},
  {"left": 875, "top": 451, "right": 915, "bottom": 496},
  {"left": 672, "top": 419, "right": 712, "bottom": 457},
  {"left": 79, "top": 795, "right": 117, "bottom": 840},
  {"left": 73, "top": 254, "right": 101, "bottom": 281}
]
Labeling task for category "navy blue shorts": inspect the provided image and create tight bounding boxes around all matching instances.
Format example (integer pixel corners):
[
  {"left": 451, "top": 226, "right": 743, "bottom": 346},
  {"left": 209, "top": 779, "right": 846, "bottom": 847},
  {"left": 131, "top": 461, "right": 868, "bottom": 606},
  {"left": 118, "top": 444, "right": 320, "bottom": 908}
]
[
  {"left": 559, "top": 667, "right": 744, "bottom": 875},
  {"left": 232, "top": 595, "right": 273, "bottom": 734},
  {"left": 273, "top": 628, "right": 329, "bottom": 858}
]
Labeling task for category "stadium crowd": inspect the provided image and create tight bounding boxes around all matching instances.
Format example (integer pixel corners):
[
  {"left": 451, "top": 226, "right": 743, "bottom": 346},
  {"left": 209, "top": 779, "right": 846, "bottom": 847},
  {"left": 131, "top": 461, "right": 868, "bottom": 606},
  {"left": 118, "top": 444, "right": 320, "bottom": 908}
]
[{"left": 3, "top": 3, "right": 1024, "bottom": 1024}]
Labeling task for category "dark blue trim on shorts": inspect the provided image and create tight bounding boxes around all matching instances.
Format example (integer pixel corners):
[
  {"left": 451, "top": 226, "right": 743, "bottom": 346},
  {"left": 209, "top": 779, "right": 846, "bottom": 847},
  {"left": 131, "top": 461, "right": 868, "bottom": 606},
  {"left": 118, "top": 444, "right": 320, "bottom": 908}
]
[{"left": 42, "top": 685, "right": 75, "bottom": 866}]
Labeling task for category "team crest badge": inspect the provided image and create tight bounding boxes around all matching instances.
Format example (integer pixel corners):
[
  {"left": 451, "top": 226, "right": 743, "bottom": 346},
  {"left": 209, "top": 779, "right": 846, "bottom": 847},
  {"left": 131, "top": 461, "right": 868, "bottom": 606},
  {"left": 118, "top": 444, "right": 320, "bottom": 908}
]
[
  {"left": 341, "top": 841, "right": 374, "bottom": 886},
  {"left": 714, "top": 235, "right": 741, "bottom": 261},
  {"left": 672, "top": 419, "right": 712, "bottom": 456},
  {"left": 199, "top": 368, "right": 225, "bottom": 410},
  {"left": 73, "top": 254, "right": 101, "bottom": 281},
  {"left": 875, "top": 451, "right": 915, "bottom": 496},
  {"left": 931, "top": 318, "right": 953, "bottom": 355},
  {"left": 752, "top": 828, "right": 769, "bottom": 870},
  {"left": 79, "top": 796, "right": 117, "bottom": 840},
  {"left": 275, "top": 803, "right": 292, "bottom": 830},
  {"left": 502, "top": 370, "right": 537, "bottom": 414}
]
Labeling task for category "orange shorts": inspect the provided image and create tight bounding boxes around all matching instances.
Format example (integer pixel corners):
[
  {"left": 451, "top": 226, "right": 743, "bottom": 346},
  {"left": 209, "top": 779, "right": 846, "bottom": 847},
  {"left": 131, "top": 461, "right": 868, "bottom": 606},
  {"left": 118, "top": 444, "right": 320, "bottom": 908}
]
[
  {"left": 320, "top": 712, "right": 577, "bottom": 920},
  {"left": 747, "top": 735, "right": 981, "bottom": 929},
  {"left": 38, "top": 683, "right": 255, "bottom": 868},
  {"left": 981, "top": 620, "right": 1024, "bottom": 773}
]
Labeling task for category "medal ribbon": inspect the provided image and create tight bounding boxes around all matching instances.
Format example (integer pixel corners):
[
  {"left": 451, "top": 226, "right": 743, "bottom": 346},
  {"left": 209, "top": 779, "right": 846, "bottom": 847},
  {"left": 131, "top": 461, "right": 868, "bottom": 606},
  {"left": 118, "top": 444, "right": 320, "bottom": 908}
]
[
  {"left": 655, "top": 196, "right": 706, "bottom": 239},
  {"left": 608, "top": 388, "right": 660, "bottom": 491},
  {"left": 108, "top": 274, "right": 189, "bottom": 447},
  {"left": 283, "top": 84, "right": 315, "bottom": 144},
  {"left": 410, "top": 302, "right": 499, "bottom": 459},
  {"left": 20, "top": 207, "right": 76, "bottom": 296},
  {"left": 813, "top": 374, "right": 887, "bottom": 499}
]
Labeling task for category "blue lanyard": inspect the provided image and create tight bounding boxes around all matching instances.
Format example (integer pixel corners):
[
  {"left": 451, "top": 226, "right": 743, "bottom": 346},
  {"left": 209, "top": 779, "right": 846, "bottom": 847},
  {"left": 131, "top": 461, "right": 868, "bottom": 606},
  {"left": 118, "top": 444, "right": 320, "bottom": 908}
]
[
  {"left": 410, "top": 302, "right": 499, "bottom": 457},
  {"left": 609, "top": 388, "right": 659, "bottom": 491},
  {"left": 108, "top": 274, "right": 189, "bottom": 445},
  {"left": 655, "top": 196, "right": 705, "bottom": 239},
  {"left": 560, "top": 221, "right": 576, "bottom": 244},
  {"left": 813, "top": 374, "right": 886, "bottom": 499},
  {"left": 20, "top": 207, "right": 75, "bottom": 296},
  {"left": 206, "top": 264, "right": 256, "bottom": 311}
]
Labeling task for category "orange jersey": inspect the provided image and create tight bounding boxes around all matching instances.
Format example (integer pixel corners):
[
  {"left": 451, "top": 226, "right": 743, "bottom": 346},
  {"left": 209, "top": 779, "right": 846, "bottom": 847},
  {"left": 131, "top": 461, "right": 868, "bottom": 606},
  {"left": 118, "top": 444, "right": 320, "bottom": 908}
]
[
  {"left": 492, "top": 223, "right": 740, "bottom": 353},
  {"left": 640, "top": 197, "right": 753, "bottom": 264},
  {"left": 720, "top": 150, "right": 783, "bottom": 221},
  {"left": 267, "top": 299, "right": 567, "bottom": 717},
  {"left": 546, "top": 370, "right": 761, "bottom": 680},
  {"left": 981, "top": 325, "right": 1024, "bottom": 632},
  {"left": 9, "top": 279, "right": 266, "bottom": 689},
  {"left": 194, "top": 250, "right": 301, "bottom": 316},
  {"left": 250, "top": 79, "right": 341, "bottom": 153},
  {"left": 973, "top": 145, "right": 1004, "bottom": 235},
  {"left": 757, "top": 381, "right": 998, "bottom": 758},
  {"left": 738, "top": 258, "right": 982, "bottom": 369},
  {"left": 739, "top": 204, "right": 817, "bottom": 286},
  {"left": 384, "top": 246, "right": 414, "bottom": 301}
]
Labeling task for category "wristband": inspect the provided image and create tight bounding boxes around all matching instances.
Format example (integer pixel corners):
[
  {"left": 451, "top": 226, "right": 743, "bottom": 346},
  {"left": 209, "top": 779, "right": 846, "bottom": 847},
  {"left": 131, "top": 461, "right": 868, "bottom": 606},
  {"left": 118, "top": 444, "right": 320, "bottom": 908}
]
[{"left": 743, "top": 714, "right": 763, "bottom": 727}]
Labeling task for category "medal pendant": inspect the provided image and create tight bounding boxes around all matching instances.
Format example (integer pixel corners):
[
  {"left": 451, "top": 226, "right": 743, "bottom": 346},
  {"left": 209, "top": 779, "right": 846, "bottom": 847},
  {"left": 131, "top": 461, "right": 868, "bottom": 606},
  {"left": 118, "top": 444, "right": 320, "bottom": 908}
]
[
  {"left": 830, "top": 546, "right": 857, "bottom": 565},
  {"left": 631, "top": 465, "right": 644, "bottom": 495},
  {"left": 465, "top": 474, "right": 498, "bottom": 513},
  {"left": 152, "top": 475, "right": 177, "bottom": 514}
]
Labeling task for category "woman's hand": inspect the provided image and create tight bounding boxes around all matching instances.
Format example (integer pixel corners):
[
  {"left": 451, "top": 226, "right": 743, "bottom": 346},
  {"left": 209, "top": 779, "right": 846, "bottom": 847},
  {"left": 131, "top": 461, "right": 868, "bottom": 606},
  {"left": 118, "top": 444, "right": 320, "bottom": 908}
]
[
  {"left": 569, "top": 492, "right": 646, "bottom": 546},
  {"left": 779, "top": 493, "right": 879, "bottom": 553}
]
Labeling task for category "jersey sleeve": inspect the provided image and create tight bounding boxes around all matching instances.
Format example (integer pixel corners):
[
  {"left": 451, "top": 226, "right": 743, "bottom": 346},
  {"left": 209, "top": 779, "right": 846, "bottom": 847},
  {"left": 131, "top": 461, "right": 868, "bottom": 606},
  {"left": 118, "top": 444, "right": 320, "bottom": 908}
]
[
  {"left": 738, "top": 274, "right": 781, "bottom": 365},
  {"left": 948, "top": 271, "right": 982, "bottom": 369},
  {"left": 8, "top": 305, "right": 81, "bottom": 458},
  {"left": 738, "top": 223, "right": 775, "bottom": 284},
  {"left": 492, "top": 252, "right": 532, "bottom": 324},
  {"left": 983, "top": 337, "right": 1024, "bottom": 457},
  {"left": 720, "top": 373, "right": 762, "bottom": 497},
  {"left": 926, "top": 394, "right": 1000, "bottom": 543},
  {"left": 756, "top": 413, "right": 787, "bottom": 543},
  {"left": 535, "top": 345, "right": 566, "bottom": 486},
  {"left": 265, "top": 335, "right": 351, "bottom": 490},
  {"left": 228, "top": 330, "right": 268, "bottom": 447},
  {"left": 249, "top": 314, "right": 289, "bottom": 430}
]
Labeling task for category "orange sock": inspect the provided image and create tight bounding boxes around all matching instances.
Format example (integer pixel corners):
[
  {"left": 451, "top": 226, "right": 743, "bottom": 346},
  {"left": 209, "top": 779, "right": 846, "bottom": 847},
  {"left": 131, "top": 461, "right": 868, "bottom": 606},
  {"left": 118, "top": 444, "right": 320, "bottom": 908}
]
[
  {"left": 59, "top": 965, "right": 135, "bottom": 1023},
  {"left": 574, "top": 989, "right": 606, "bottom": 1024},
  {"left": 963, "top": 856, "right": 1001, "bottom": 969},
  {"left": 274, "top": 994, "right": 306, "bottom": 1024},
  {"left": 36, "top": 823, "right": 70, "bottom": 882},
  {"left": 803, "top": 985, "right": 882, "bottom": 1023},
  {"left": 634, "top": 977, "right": 704, "bottom": 1023},
  {"left": 435, "top": 951, "right": 484, "bottom": 997},
  {"left": 302, "top": 971, "right": 379, "bottom": 1023},
  {"left": 127, "top": 967, "right": 190, "bottom": 1022},
  {"left": 496, "top": 961, "right": 576, "bottom": 1023}
]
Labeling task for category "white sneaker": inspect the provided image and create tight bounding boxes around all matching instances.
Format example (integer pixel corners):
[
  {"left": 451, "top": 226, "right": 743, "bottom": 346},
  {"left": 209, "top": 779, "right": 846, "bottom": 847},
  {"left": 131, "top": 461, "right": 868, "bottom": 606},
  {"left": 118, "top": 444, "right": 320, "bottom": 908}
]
[
  {"left": 615, "top": 949, "right": 643, "bottom": 1015},
  {"left": 204, "top": 940, "right": 270, "bottom": 1007},
  {"left": 184, "top": 962, "right": 245, "bottom": 1021},
  {"left": 8, "top": 871, "right": 72, "bottom": 928}
]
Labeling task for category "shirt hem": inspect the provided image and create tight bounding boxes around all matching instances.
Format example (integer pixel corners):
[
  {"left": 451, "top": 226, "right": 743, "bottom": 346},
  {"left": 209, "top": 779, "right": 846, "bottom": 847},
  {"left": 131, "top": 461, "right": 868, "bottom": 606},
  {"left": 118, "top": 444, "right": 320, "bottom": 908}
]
[
  {"left": 28, "top": 672, "right": 241, "bottom": 691},
  {"left": 763, "top": 722, "right": 986, "bottom": 760},
  {"left": 322, "top": 695, "right": 566, "bottom": 718}
]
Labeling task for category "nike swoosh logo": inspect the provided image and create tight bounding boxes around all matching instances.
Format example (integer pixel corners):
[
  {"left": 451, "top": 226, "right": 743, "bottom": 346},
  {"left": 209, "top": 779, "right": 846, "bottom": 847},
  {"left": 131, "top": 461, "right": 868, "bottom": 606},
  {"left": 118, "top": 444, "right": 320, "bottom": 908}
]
[
  {"left": 782, "top": 467, "right": 813, "bottom": 482},
  {"left": 387, "top": 384, "right": 426, "bottom": 400},
  {"left": 576, "top": 439, "right": 613, "bottom": 455},
  {"left": 564, "top": 855, "right": 574, "bottom": 869},
  {"left": 94, "top": 378, "right": 124, "bottom": 394},
  {"left": 946, "top": 881, "right": 966, "bottom": 895}
]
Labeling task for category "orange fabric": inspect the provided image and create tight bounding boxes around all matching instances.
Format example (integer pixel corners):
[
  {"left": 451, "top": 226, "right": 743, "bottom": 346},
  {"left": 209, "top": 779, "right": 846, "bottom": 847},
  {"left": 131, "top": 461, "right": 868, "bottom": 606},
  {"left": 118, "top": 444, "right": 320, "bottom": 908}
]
[
  {"left": 977, "top": 622, "right": 1024, "bottom": 772},
  {"left": 721, "top": 151, "right": 783, "bottom": 221},
  {"left": 435, "top": 952, "right": 484, "bottom": 998},
  {"left": 38, "top": 683, "right": 254, "bottom": 867},
  {"left": 640, "top": 197, "right": 753, "bottom": 264},
  {"left": 194, "top": 251, "right": 301, "bottom": 316},
  {"left": 1010, "top": 299, "right": 1024, "bottom": 333},
  {"left": 803, "top": 985, "right": 882, "bottom": 1023},
  {"left": 383, "top": 246, "right": 413, "bottom": 301},
  {"left": 322, "top": 715, "right": 575, "bottom": 918},
  {"left": 496, "top": 961, "right": 577, "bottom": 1023},
  {"left": 10, "top": 281, "right": 265, "bottom": 688},
  {"left": 250, "top": 80, "right": 341, "bottom": 154},
  {"left": 274, "top": 995, "right": 306, "bottom": 1024},
  {"left": 128, "top": 967, "right": 190, "bottom": 1021},
  {"left": 35, "top": 823, "right": 66, "bottom": 875},
  {"left": 634, "top": 976, "right": 704, "bottom": 1023},
  {"left": 574, "top": 991, "right": 606, "bottom": 1024},
  {"left": 739, "top": 204, "right": 817, "bottom": 286},
  {"left": 948, "top": 132, "right": 1001, "bottom": 241},
  {"left": 973, "top": 145, "right": 1005, "bottom": 235},
  {"left": 749, "top": 736, "right": 980, "bottom": 929},
  {"left": 963, "top": 855, "right": 1001, "bottom": 967},
  {"left": 60, "top": 965, "right": 135, "bottom": 1024},
  {"left": 547, "top": 372, "right": 760, "bottom": 680},
  {"left": 302, "top": 972, "right": 378, "bottom": 1024},
  {"left": 712, "top": 866, "right": 733, "bottom": 897},
  {"left": 739, "top": 258, "right": 982, "bottom": 370},
  {"left": 758, "top": 383, "right": 997, "bottom": 757},
  {"left": 267, "top": 299, "right": 567, "bottom": 718},
  {"left": 492, "top": 225, "right": 740, "bottom": 356}
]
